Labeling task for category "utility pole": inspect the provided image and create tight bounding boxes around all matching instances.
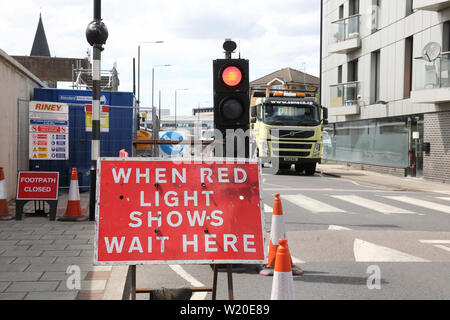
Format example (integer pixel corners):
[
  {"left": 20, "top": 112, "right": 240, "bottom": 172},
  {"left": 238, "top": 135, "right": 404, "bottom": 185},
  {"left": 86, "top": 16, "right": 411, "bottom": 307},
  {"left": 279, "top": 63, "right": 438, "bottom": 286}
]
[{"left": 86, "top": 0, "right": 108, "bottom": 221}]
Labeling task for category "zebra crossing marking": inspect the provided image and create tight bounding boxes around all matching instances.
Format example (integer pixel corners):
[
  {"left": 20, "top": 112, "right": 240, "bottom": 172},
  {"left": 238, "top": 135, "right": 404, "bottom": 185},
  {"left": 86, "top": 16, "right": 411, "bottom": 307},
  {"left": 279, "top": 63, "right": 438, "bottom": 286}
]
[
  {"left": 386, "top": 196, "right": 450, "bottom": 214},
  {"left": 328, "top": 225, "right": 352, "bottom": 231},
  {"left": 265, "top": 194, "right": 450, "bottom": 217},
  {"left": 283, "top": 194, "right": 346, "bottom": 214},
  {"left": 332, "top": 195, "right": 415, "bottom": 215}
]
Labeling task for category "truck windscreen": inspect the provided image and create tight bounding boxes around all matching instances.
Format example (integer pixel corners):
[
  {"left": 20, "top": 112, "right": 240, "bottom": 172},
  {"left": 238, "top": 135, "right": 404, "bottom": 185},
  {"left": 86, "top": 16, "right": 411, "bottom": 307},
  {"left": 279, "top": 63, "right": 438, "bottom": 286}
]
[{"left": 263, "top": 104, "right": 320, "bottom": 126}]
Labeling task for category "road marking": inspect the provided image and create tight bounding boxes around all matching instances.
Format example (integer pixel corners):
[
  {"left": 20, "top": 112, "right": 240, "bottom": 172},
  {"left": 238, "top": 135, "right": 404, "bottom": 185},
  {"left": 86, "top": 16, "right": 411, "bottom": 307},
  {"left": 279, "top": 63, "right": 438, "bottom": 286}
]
[
  {"left": 291, "top": 256, "right": 306, "bottom": 264},
  {"left": 386, "top": 196, "right": 450, "bottom": 214},
  {"left": 434, "top": 245, "right": 450, "bottom": 252},
  {"left": 264, "top": 204, "right": 273, "bottom": 213},
  {"left": 419, "top": 240, "right": 450, "bottom": 253},
  {"left": 328, "top": 225, "right": 352, "bottom": 231},
  {"left": 353, "top": 239, "right": 429, "bottom": 262},
  {"left": 168, "top": 265, "right": 207, "bottom": 300},
  {"left": 332, "top": 195, "right": 415, "bottom": 215},
  {"left": 283, "top": 194, "right": 346, "bottom": 213},
  {"left": 437, "top": 197, "right": 450, "bottom": 202},
  {"left": 419, "top": 240, "right": 450, "bottom": 244}
]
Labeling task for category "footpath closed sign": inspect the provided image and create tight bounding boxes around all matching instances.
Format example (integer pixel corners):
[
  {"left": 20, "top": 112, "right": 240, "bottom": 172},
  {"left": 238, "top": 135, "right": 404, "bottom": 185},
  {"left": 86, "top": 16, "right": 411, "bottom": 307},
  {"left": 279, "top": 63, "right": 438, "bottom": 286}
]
[
  {"left": 94, "top": 158, "right": 266, "bottom": 265},
  {"left": 16, "top": 171, "right": 59, "bottom": 200}
]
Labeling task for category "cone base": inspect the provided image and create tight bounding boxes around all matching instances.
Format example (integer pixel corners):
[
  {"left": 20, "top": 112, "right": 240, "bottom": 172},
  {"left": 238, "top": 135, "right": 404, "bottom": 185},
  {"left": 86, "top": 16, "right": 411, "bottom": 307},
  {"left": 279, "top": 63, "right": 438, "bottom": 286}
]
[
  {"left": 260, "top": 265, "right": 304, "bottom": 276},
  {"left": 259, "top": 266, "right": 274, "bottom": 277},
  {"left": 58, "top": 216, "right": 89, "bottom": 222},
  {"left": 292, "top": 265, "right": 304, "bottom": 276},
  {"left": 0, "top": 215, "right": 14, "bottom": 221}
]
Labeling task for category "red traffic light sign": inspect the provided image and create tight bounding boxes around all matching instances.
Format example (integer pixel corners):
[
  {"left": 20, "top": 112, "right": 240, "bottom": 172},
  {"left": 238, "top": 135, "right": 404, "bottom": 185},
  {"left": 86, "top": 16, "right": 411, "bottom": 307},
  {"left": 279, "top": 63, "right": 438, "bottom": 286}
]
[{"left": 222, "top": 66, "right": 243, "bottom": 87}]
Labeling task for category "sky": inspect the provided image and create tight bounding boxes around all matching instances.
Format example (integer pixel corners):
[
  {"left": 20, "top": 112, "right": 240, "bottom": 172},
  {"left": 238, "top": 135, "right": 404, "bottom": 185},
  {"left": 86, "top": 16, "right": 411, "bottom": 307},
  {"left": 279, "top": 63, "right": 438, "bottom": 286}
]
[{"left": 0, "top": 0, "right": 321, "bottom": 116}]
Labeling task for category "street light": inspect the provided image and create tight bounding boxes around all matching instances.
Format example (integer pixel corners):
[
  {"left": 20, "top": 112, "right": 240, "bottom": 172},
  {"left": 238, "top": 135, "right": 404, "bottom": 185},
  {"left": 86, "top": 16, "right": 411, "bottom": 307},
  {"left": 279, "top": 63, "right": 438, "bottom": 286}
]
[
  {"left": 174, "top": 88, "right": 189, "bottom": 129},
  {"left": 152, "top": 64, "right": 171, "bottom": 157},
  {"left": 137, "top": 41, "right": 164, "bottom": 106}
]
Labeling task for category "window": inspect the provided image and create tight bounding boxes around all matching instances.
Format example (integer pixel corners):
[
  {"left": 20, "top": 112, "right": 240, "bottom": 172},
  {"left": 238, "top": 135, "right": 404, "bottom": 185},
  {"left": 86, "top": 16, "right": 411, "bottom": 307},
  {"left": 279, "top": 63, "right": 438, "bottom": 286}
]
[
  {"left": 339, "top": 4, "right": 344, "bottom": 19},
  {"left": 405, "top": 0, "right": 413, "bottom": 16},
  {"left": 404, "top": 37, "right": 413, "bottom": 98},
  {"left": 348, "top": 59, "right": 359, "bottom": 82},
  {"left": 371, "top": 50, "right": 381, "bottom": 104},
  {"left": 371, "top": 0, "right": 381, "bottom": 33},
  {"left": 349, "top": 0, "right": 360, "bottom": 16},
  {"left": 338, "top": 65, "right": 343, "bottom": 84},
  {"left": 443, "top": 21, "right": 450, "bottom": 52}
]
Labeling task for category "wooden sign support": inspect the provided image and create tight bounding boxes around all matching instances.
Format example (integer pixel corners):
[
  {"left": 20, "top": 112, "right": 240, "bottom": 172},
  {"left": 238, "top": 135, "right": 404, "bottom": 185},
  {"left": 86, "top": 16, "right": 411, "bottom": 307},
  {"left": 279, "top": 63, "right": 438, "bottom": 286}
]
[{"left": 131, "top": 264, "right": 234, "bottom": 300}]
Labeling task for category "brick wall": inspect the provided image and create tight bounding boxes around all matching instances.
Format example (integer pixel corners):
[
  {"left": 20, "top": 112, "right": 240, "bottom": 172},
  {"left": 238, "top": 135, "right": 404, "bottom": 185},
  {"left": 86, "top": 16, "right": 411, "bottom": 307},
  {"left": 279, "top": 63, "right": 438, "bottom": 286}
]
[{"left": 424, "top": 112, "right": 450, "bottom": 184}]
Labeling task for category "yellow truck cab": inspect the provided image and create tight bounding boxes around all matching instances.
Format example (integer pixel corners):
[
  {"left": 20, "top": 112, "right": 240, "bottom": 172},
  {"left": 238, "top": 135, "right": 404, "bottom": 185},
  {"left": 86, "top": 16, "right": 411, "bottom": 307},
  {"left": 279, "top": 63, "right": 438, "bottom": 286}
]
[{"left": 251, "top": 92, "right": 328, "bottom": 175}]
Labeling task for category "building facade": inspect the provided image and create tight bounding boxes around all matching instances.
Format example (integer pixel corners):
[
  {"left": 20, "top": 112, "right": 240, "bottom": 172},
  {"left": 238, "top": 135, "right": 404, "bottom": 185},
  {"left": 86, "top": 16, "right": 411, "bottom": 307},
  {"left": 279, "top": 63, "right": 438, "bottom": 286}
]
[
  {"left": 0, "top": 48, "right": 45, "bottom": 200},
  {"left": 321, "top": 0, "right": 450, "bottom": 182}
]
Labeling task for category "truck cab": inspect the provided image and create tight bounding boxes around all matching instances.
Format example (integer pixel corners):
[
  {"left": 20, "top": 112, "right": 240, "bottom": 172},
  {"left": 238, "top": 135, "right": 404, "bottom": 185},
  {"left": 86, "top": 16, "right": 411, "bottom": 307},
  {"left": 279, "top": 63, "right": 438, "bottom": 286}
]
[{"left": 251, "top": 92, "right": 328, "bottom": 175}]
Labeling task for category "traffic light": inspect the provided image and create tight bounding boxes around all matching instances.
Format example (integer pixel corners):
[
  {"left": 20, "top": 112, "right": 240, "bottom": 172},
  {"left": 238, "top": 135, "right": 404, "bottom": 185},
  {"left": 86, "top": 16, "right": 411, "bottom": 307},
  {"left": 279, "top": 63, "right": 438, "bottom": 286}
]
[{"left": 213, "top": 58, "right": 250, "bottom": 134}]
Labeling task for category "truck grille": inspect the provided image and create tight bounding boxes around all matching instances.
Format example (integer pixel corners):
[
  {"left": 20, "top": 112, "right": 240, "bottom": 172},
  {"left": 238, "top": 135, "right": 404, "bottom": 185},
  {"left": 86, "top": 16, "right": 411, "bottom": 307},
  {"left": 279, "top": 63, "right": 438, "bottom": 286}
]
[
  {"left": 271, "top": 129, "right": 315, "bottom": 139},
  {"left": 272, "top": 143, "right": 312, "bottom": 150},
  {"left": 273, "top": 151, "right": 311, "bottom": 157}
]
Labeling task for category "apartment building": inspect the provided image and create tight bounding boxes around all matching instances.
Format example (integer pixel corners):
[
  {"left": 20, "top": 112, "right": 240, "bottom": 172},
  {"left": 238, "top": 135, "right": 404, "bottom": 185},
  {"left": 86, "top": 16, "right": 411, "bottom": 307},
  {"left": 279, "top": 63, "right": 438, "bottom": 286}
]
[{"left": 321, "top": 0, "right": 450, "bottom": 183}]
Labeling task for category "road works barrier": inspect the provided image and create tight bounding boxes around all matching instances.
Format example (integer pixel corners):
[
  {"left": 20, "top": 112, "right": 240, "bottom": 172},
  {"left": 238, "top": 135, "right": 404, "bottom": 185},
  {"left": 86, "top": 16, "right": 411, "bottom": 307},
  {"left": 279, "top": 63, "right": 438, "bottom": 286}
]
[
  {"left": 58, "top": 168, "right": 88, "bottom": 222},
  {"left": 94, "top": 158, "right": 267, "bottom": 300},
  {"left": 271, "top": 239, "right": 295, "bottom": 300},
  {"left": 260, "top": 194, "right": 303, "bottom": 276},
  {"left": 0, "top": 167, "right": 13, "bottom": 221}
]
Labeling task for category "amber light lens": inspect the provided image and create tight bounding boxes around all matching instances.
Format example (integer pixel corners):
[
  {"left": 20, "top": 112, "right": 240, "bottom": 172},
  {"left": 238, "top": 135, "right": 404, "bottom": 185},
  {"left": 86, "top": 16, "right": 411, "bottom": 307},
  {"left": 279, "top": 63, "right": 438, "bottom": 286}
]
[{"left": 222, "top": 66, "right": 242, "bottom": 87}]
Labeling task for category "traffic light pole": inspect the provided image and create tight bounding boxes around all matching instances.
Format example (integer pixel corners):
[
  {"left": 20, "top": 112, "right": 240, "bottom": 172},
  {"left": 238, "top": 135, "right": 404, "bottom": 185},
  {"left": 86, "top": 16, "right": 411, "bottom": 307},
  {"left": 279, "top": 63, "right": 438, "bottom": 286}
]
[{"left": 86, "top": 0, "right": 108, "bottom": 221}]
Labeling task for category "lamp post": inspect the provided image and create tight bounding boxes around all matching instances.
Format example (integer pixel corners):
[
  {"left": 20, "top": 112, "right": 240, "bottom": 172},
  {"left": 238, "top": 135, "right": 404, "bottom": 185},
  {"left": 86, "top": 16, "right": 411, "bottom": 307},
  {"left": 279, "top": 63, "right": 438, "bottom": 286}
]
[
  {"left": 86, "top": 0, "right": 108, "bottom": 221},
  {"left": 152, "top": 64, "right": 171, "bottom": 157},
  {"left": 137, "top": 41, "right": 164, "bottom": 107},
  {"left": 174, "top": 88, "right": 189, "bottom": 129}
]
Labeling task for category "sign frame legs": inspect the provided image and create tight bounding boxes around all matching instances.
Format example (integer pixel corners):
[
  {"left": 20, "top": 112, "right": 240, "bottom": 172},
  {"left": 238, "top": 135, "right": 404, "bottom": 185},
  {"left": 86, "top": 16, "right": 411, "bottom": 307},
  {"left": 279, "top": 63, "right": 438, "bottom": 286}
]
[
  {"left": 15, "top": 200, "right": 58, "bottom": 221},
  {"left": 130, "top": 263, "right": 234, "bottom": 300}
]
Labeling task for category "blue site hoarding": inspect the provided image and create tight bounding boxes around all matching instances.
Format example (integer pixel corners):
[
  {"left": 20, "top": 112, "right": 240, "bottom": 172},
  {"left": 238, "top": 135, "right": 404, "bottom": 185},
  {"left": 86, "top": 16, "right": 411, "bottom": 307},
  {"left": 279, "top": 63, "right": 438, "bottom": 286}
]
[{"left": 31, "top": 88, "right": 136, "bottom": 188}]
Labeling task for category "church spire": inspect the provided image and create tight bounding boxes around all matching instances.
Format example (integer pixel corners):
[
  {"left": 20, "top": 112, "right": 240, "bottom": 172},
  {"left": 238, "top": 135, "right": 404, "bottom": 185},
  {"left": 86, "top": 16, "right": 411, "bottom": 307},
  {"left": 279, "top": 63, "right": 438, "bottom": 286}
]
[{"left": 30, "top": 13, "right": 51, "bottom": 57}]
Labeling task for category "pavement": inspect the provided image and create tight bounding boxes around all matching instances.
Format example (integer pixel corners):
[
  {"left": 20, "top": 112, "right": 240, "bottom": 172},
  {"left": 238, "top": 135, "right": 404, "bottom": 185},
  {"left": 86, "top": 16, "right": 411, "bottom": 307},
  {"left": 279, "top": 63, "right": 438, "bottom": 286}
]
[
  {"left": 0, "top": 190, "right": 128, "bottom": 300},
  {"left": 1, "top": 163, "right": 450, "bottom": 300},
  {"left": 317, "top": 163, "right": 450, "bottom": 195}
]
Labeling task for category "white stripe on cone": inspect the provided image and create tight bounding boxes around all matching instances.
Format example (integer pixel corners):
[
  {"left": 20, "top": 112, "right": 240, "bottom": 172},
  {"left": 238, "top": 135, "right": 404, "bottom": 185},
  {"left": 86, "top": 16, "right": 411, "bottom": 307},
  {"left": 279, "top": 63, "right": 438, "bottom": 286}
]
[
  {"left": 271, "top": 271, "right": 295, "bottom": 300},
  {"left": 270, "top": 215, "right": 286, "bottom": 246},
  {"left": 0, "top": 180, "right": 6, "bottom": 199},
  {"left": 68, "top": 179, "right": 80, "bottom": 201}
]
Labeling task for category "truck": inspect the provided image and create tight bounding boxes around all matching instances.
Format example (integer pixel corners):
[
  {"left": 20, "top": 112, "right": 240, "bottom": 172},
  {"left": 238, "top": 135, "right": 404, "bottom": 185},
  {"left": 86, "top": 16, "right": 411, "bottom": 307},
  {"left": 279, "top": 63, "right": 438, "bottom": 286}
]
[{"left": 250, "top": 91, "right": 328, "bottom": 175}]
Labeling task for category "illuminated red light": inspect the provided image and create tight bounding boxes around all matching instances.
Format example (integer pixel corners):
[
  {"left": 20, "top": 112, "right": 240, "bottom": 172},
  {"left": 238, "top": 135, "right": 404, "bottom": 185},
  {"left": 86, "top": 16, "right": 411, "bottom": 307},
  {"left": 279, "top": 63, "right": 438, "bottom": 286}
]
[{"left": 222, "top": 66, "right": 242, "bottom": 87}]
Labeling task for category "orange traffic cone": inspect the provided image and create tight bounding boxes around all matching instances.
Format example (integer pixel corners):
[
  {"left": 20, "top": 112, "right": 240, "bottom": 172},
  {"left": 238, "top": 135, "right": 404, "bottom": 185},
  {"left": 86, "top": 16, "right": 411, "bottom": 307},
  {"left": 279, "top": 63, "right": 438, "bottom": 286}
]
[
  {"left": 0, "top": 167, "right": 13, "bottom": 221},
  {"left": 271, "top": 239, "right": 295, "bottom": 300},
  {"left": 260, "top": 194, "right": 303, "bottom": 276},
  {"left": 119, "top": 149, "right": 129, "bottom": 158},
  {"left": 58, "top": 168, "right": 88, "bottom": 222}
]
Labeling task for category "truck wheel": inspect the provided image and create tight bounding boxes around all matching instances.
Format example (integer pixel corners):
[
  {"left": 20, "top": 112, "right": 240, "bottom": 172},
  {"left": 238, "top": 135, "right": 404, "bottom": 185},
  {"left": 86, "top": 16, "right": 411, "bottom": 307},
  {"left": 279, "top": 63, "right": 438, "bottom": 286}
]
[
  {"left": 295, "top": 164, "right": 305, "bottom": 173},
  {"left": 304, "top": 163, "right": 317, "bottom": 176}
]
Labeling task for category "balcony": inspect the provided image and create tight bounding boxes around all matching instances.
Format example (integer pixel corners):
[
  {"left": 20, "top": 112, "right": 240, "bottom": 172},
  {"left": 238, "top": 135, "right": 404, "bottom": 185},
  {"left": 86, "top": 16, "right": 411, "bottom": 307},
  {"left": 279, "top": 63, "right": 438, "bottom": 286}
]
[
  {"left": 413, "top": 0, "right": 450, "bottom": 11},
  {"left": 328, "top": 15, "right": 361, "bottom": 54},
  {"left": 411, "top": 52, "right": 450, "bottom": 104},
  {"left": 329, "top": 82, "right": 360, "bottom": 115}
]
